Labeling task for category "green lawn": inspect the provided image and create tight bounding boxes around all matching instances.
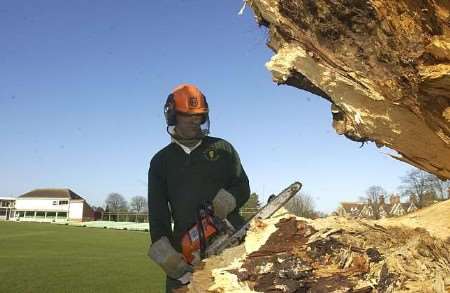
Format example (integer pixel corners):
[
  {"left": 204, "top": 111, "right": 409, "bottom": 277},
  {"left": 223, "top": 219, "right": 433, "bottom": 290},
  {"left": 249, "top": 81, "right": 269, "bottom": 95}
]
[{"left": 0, "top": 221, "right": 165, "bottom": 293}]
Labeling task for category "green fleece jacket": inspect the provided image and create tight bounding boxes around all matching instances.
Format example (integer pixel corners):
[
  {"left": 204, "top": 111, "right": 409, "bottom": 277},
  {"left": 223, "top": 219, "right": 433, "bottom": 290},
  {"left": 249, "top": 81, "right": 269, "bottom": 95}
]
[{"left": 148, "top": 136, "right": 250, "bottom": 251}]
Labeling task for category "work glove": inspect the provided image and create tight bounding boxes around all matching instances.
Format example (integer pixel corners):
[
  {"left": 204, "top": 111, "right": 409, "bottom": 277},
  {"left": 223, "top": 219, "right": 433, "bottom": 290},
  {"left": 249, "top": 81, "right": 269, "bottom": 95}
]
[
  {"left": 212, "top": 188, "right": 236, "bottom": 219},
  {"left": 148, "top": 236, "right": 193, "bottom": 282}
]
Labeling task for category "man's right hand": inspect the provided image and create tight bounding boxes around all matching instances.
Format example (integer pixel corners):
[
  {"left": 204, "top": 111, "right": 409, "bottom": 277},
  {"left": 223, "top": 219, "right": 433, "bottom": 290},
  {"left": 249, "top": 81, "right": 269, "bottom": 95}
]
[{"left": 148, "top": 236, "right": 193, "bottom": 280}]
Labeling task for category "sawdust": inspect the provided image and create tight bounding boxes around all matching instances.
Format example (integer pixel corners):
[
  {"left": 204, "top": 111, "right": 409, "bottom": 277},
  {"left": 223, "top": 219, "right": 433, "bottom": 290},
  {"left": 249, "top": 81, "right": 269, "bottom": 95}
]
[{"left": 378, "top": 199, "right": 450, "bottom": 241}]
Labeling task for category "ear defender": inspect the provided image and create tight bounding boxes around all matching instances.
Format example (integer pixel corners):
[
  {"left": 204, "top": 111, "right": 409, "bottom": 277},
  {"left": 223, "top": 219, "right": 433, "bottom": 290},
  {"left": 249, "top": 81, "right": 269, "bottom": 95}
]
[
  {"left": 200, "top": 95, "right": 208, "bottom": 124},
  {"left": 164, "top": 94, "right": 177, "bottom": 126}
]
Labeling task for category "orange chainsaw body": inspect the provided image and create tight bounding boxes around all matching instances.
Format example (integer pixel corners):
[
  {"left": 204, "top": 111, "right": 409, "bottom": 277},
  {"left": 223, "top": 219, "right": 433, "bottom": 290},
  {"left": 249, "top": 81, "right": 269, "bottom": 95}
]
[{"left": 181, "top": 215, "right": 218, "bottom": 264}]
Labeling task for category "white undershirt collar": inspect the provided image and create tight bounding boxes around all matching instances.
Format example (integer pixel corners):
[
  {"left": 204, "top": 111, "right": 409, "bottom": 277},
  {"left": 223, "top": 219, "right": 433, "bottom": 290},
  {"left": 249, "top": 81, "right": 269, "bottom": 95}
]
[{"left": 171, "top": 138, "right": 202, "bottom": 154}]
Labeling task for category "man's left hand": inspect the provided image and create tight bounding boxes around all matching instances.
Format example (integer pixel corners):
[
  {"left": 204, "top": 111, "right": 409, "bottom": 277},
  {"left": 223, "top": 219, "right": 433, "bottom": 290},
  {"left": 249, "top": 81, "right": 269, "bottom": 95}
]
[{"left": 212, "top": 188, "right": 236, "bottom": 219}]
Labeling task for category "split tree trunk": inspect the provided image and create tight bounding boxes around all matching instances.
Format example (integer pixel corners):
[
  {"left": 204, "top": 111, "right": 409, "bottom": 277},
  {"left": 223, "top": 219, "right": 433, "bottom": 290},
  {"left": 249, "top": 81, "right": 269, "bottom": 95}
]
[{"left": 247, "top": 0, "right": 450, "bottom": 179}]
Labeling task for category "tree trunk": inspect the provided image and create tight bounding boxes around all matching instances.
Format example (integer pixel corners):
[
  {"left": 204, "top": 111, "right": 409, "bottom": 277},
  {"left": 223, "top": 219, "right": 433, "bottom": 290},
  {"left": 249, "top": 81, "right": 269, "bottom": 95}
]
[{"left": 247, "top": 0, "right": 450, "bottom": 179}]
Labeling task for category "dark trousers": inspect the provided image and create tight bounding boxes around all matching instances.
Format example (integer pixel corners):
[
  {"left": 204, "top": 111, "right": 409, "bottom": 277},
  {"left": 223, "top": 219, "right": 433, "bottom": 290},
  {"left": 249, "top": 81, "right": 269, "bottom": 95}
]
[{"left": 165, "top": 276, "right": 184, "bottom": 293}]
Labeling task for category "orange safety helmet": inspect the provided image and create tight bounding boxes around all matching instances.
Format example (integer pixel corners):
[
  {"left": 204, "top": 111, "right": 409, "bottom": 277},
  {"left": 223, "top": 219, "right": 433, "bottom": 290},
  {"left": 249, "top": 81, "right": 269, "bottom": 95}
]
[{"left": 164, "top": 83, "right": 209, "bottom": 126}]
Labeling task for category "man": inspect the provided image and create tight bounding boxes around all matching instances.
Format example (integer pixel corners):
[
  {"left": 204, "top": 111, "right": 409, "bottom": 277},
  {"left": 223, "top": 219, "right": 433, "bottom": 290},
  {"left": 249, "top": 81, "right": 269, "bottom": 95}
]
[{"left": 147, "top": 84, "right": 250, "bottom": 292}]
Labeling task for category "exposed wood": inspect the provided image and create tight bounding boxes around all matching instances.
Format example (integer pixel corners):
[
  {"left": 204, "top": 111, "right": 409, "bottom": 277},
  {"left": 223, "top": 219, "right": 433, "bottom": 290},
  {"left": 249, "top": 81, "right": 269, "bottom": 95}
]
[
  {"left": 246, "top": 0, "right": 450, "bottom": 179},
  {"left": 186, "top": 206, "right": 450, "bottom": 292}
]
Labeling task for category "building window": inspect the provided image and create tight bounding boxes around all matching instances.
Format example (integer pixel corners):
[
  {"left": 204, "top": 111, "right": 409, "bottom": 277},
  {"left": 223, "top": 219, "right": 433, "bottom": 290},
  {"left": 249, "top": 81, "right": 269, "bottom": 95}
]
[
  {"left": 47, "top": 212, "right": 56, "bottom": 217},
  {"left": 59, "top": 200, "right": 68, "bottom": 205},
  {"left": 58, "top": 212, "right": 67, "bottom": 218},
  {"left": 36, "top": 211, "right": 45, "bottom": 218},
  {"left": 25, "top": 211, "right": 34, "bottom": 217},
  {"left": 52, "top": 201, "right": 58, "bottom": 205}
]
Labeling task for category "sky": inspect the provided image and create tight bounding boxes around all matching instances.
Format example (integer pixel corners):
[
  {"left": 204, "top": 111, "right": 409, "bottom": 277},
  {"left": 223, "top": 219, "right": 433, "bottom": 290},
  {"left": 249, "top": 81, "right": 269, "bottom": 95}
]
[{"left": 0, "top": 0, "right": 413, "bottom": 213}]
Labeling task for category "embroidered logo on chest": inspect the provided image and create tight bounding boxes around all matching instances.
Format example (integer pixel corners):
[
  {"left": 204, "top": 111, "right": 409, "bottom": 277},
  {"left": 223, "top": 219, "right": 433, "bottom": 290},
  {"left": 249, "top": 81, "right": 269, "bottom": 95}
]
[{"left": 204, "top": 148, "right": 220, "bottom": 161}]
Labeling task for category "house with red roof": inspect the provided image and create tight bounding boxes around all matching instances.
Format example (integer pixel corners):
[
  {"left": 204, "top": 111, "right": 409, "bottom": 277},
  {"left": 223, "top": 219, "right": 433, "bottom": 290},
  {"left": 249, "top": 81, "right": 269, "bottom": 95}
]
[
  {"left": 2, "top": 188, "right": 94, "bottom": 222},
  {"left": 336, "top": 194, "right": 418, "bottom": 219}
]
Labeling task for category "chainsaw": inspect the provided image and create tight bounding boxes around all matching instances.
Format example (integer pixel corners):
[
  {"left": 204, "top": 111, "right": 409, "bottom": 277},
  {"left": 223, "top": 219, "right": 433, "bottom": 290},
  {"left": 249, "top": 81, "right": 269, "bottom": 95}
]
[{"left": 181, "top": 181, "right": 302, "bottom": 265}]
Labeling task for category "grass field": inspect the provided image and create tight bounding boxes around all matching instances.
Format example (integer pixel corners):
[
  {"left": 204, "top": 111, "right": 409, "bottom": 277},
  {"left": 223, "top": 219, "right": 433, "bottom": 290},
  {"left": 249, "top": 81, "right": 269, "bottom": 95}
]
[{"left": 0, "top": 221, "right": 165, "bottom": 293}]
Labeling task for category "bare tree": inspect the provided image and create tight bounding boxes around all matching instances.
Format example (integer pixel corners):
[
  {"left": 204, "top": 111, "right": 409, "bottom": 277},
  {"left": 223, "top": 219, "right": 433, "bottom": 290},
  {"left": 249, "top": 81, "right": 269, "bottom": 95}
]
[
  {"left": 105, "top": 193, "right": 128, "bottom": 212},
  {"left": 284, "top": 192, "right": 315, "bottom": 219},
  {"left": 426, "top": 174, "right": 450, "bottom": 200},
  {"left": 400, "top": 169, "right": 435, "bottom": 206},
  {"left": 359, "top": 185, "right": 387, "bottom": 219},
  {"left": 130, "top": 196, "right": 147, "bottom": 213}
]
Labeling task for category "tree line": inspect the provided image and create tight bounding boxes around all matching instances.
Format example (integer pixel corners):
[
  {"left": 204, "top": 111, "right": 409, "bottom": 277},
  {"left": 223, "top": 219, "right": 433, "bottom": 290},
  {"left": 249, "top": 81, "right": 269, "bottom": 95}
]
[
  {"left": 98, "top": 191, "right": 321, "bottom": 221},
  {"left": 240, "top": 191, "right": 322, "bottom": 220},
  {"left": 98, "top": 167, "right": 448, "bottom": 221},
  {"left": 102, "top": 193, "right": 148, "bottom": 214}
]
